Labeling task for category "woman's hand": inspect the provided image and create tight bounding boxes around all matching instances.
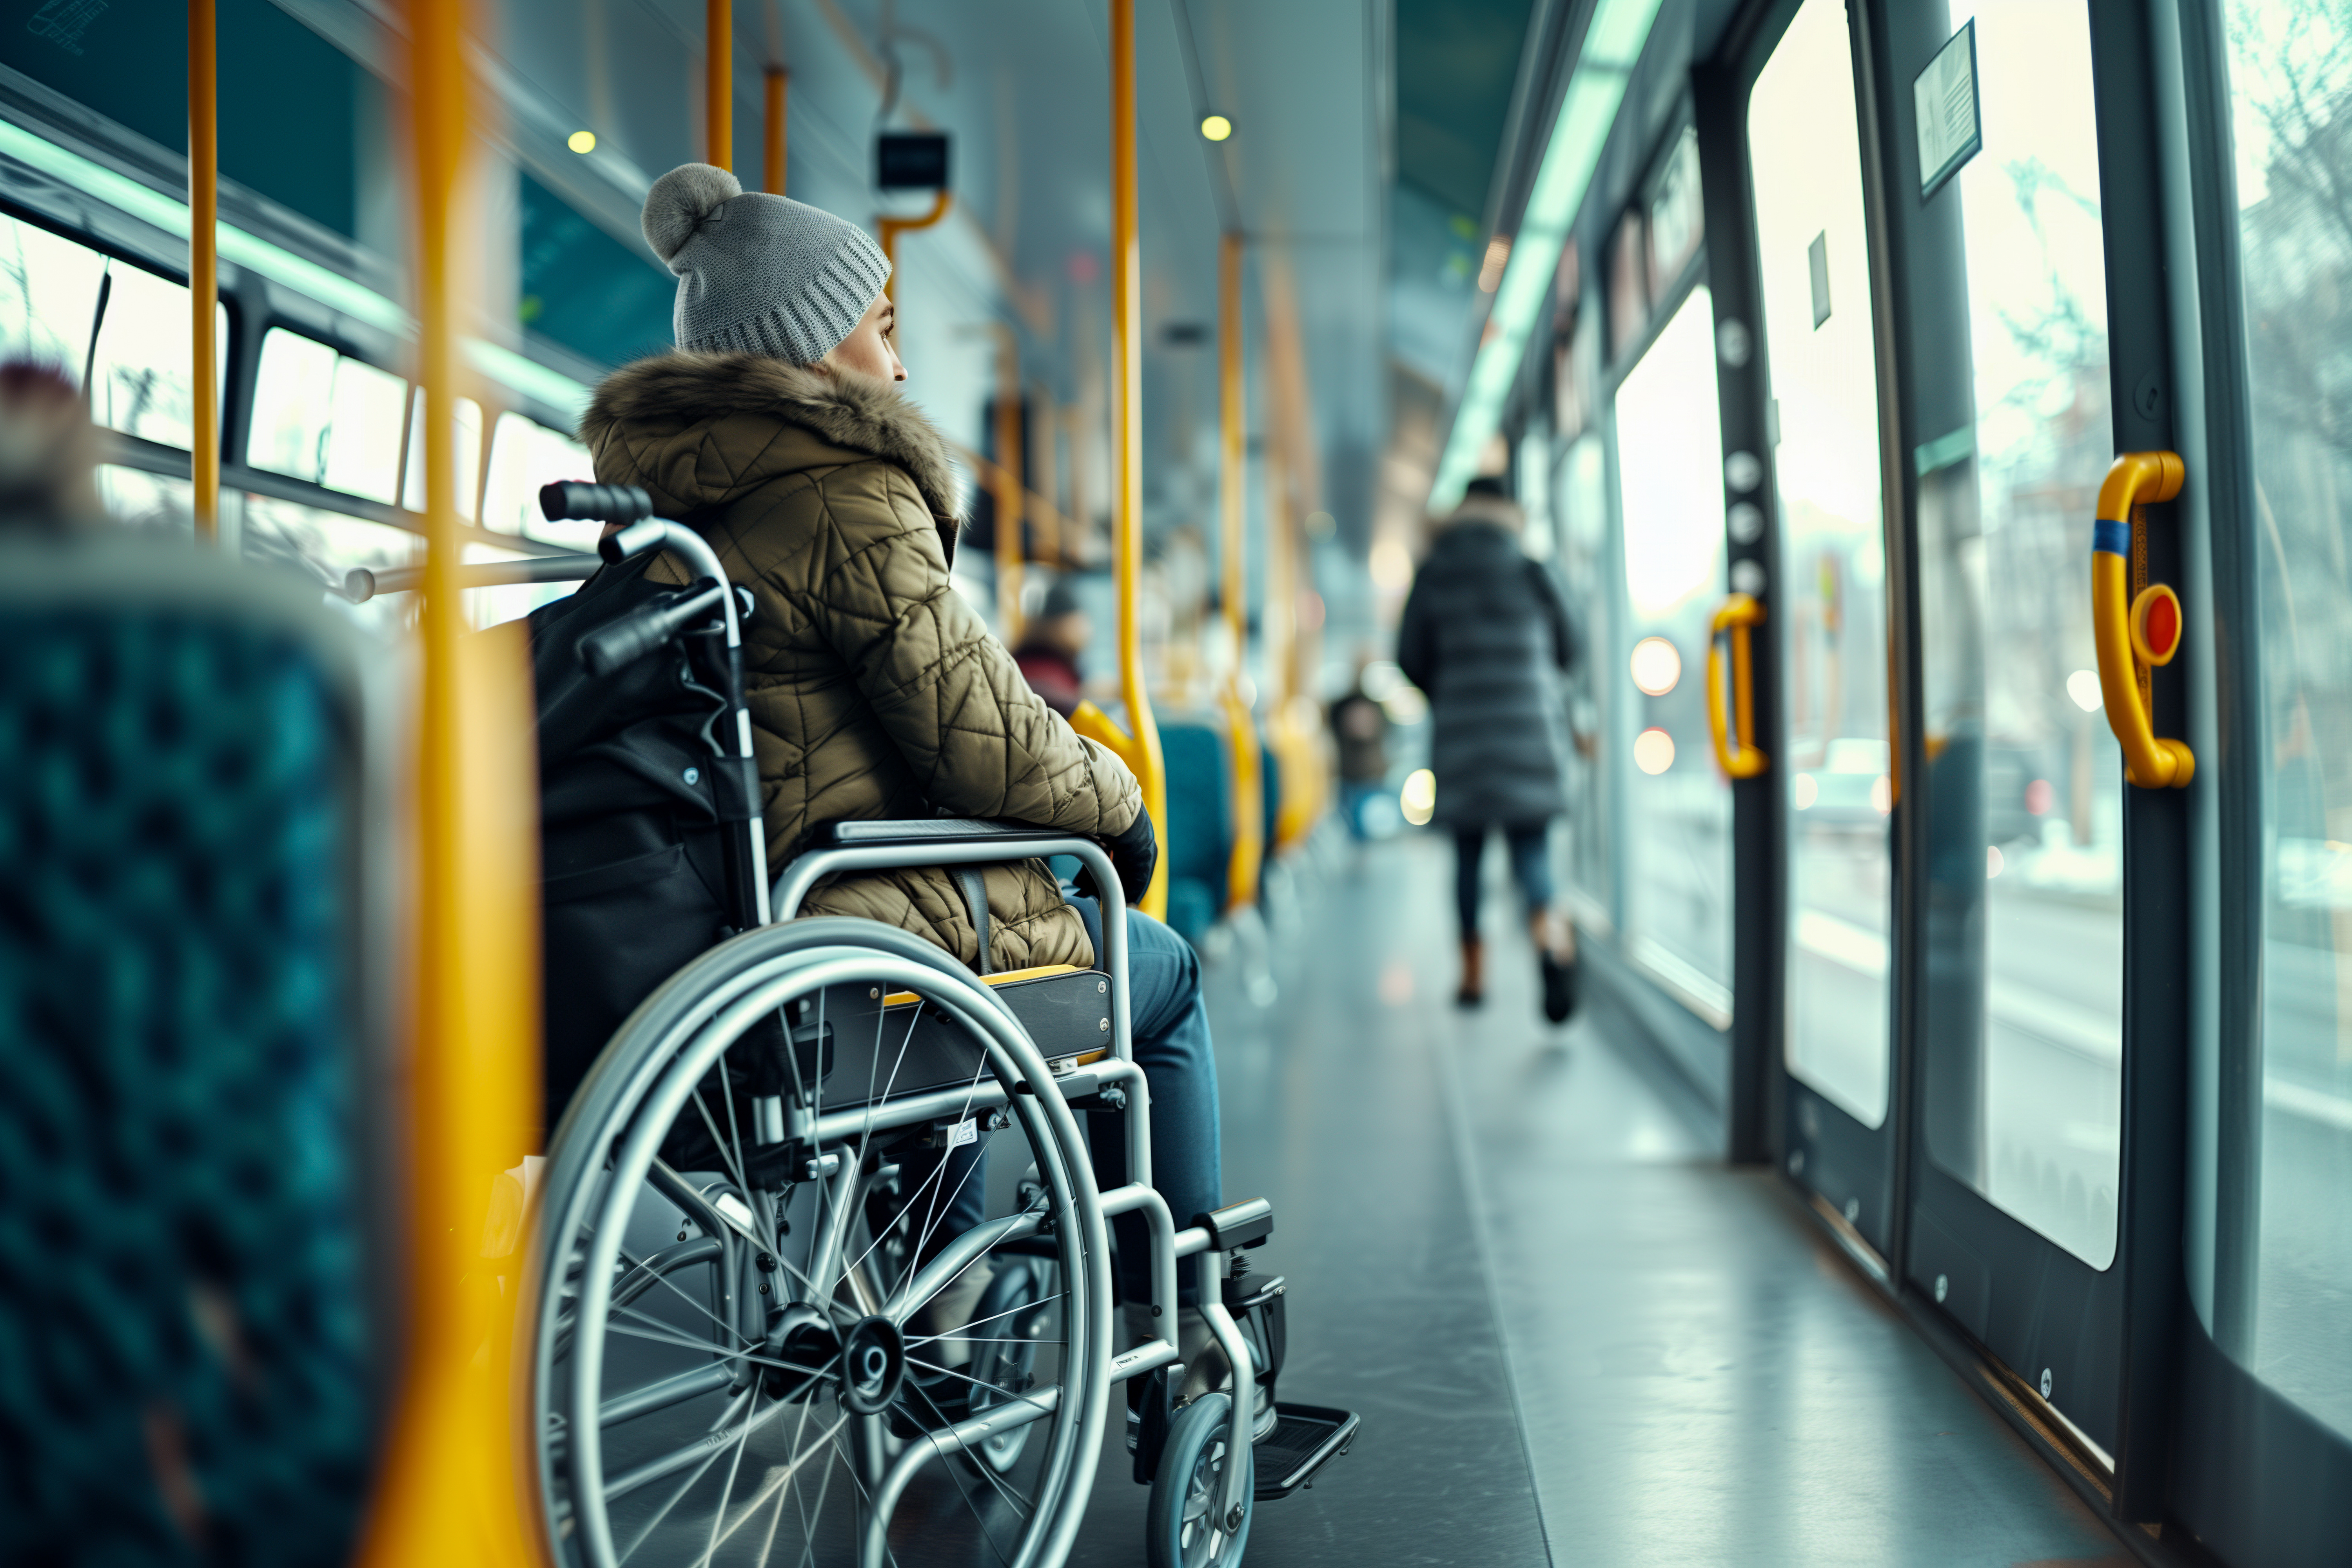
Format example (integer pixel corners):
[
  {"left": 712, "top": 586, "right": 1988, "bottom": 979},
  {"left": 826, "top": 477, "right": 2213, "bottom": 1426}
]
[{"left": 1078, "top": 808, "right": 1158, "bottom": 908}]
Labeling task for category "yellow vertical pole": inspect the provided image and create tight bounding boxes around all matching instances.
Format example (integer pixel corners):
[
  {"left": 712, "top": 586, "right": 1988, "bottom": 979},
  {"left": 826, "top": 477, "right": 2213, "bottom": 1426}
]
[
  {"left": 995, "top": 328, "right": 1025, "bottom": 642},
  {"left": 355, "top": 1, "right": 542, "bottom": 1563},
  {"left": 706, "top": 0, "right": 732, "bottom": 168},
  {"left": 763, "top": 66, "right": 787, "bottom": 193},
  {"left": 1110, "top": 0, "right": 1168, "bottom": 918},
  {"left": 1218, "top": 231, "right": 1263, "bottom": 909},
  {"left": 188, "top": 0, "right": 218, "bottom": 541}
]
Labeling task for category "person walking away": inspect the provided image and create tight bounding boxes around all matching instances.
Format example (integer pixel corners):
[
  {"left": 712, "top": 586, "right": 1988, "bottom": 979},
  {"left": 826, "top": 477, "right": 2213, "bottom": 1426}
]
[
  {"left": 1396, "top": 476, "right": 1580, "bottom": 1020},
  {"left": 1328, "top": 652, "right": 1391, "bottom": 840},
  {"left": 1011, "top": 577, "right": 1091, "bottom": 717}
]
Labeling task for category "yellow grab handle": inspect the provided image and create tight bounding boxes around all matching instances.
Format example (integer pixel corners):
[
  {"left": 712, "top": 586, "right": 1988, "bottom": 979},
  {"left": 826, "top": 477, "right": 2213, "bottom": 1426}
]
[
  {"left": 1705, "top": 593, "right": 1769, "bottom": 780},
  {"left": 1070, "top": 699, "right": 1140, "bottom": 771},
  {"left": 2092, "top": 452, "right": 2193, "bottom": 789}
]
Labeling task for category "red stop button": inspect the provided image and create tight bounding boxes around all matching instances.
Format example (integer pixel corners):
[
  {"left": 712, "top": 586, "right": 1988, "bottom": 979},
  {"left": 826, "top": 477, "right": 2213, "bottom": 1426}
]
[{"left": 2130, "top": 583, "right": 2183, "bottom": 667}]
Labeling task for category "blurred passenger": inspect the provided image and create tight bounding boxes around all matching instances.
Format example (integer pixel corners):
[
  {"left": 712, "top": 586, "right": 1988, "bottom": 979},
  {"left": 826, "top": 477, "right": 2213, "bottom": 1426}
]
[
  {"left": 1328, "top": 653, "right": 1391, "bottom": 840},
  {"left": 1012, "top": 576, "right": 1090, "bottom": 717},
  {"left": 563, "top": 164, "right": 1236, "bottom": 1391},
  {"left": 0, "top": 360, "right": 100, "bottom": 528},
  {"left": 1397, "top": 476, "right": 1581, "bottom": 1021}
]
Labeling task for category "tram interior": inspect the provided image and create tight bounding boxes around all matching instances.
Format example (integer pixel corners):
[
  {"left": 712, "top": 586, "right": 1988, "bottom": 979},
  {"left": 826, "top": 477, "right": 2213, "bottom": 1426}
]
[{"left": 3, "top": 0, "right": 2350, "bottom": 1564}]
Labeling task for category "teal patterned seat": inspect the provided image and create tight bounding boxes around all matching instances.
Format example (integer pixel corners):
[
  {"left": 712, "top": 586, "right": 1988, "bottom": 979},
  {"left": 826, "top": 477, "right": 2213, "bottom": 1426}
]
[{"left": 0, "top": 542, "right": 378, "bottom": 1567}]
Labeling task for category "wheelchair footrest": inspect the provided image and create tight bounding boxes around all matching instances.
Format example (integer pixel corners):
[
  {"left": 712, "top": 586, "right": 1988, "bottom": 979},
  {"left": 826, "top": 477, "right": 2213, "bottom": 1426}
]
[{"left": 1253, "top": 1401, "right": 1359, "bottom": 1501}]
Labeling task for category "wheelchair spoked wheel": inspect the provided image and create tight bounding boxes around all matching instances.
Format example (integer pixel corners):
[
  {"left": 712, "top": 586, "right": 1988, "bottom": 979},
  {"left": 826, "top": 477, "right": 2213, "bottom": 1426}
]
[
  {"left": 1145, "top": 1391, "right": 1254, "bottom": 1568},
  {"left": 962, "top": 1255, "right": 1055, "bottom": 1476},
  {"left": 527, "top": 918, "right": 1114, "bottom": 1568}
]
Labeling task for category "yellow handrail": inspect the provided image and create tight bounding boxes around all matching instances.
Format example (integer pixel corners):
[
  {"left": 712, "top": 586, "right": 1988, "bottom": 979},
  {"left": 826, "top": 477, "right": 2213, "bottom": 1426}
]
[
  {"left": 1107, "top": 0, "right": 1167, "bottom": 918},
  {"left": 1706, "top": 593, "right": 1769, "bottom": 779},
  {"left": 2092, "top": 451, "right": 2192, "bottom": 788},
  {"left": 706, "top": 0, "right": 731, "bottom": 169},
  {"left": 354, "top": 2, "right": 543, "bottom": 1564},
  {"left": 1218, "top": 230, "right": 1263, "bottom": 909},
  {"left": 879, "top": 189, "right": 952, "bottom": 304},
  {"left": 189, "top": 0, "right": 218, "bottom": 541},
  {"left": 763, "top": 67, "right": 788, "bottom": 194}
]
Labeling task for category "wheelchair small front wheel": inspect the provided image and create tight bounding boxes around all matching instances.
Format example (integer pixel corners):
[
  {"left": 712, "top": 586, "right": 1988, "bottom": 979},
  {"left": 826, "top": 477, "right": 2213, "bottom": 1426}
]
[{"left": 1147, "top": 1391, "right": 1254, "bottom": 1568}]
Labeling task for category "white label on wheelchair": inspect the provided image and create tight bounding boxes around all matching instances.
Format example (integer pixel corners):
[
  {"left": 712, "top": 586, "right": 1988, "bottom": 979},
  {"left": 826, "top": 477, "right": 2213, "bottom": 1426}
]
[{"left": 946, "top": 1116, "right": 978, "bottom": 1150}]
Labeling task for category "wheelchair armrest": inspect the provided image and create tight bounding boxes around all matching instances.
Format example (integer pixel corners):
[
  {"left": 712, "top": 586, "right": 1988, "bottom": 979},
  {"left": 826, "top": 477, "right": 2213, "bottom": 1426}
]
[{"left": 809, "top": 818, "right": 1088, "bottom": 850}]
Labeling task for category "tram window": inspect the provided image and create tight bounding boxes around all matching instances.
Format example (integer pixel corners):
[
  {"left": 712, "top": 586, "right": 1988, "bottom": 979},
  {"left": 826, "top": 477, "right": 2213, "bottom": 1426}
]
[
  {"left": 1613, "top": 286, "right": 1731, "bottom": 1020},
  {"left": 247, "top": 328, "right": 407, "bottom": 505},
  {"left": 1555, "top": 434, "right": 1614, "bottom": 924},
  {"left": 1912, "top": 1, "right": 2120, "bottom": 1270},
  {"left": 401, "top": 390, "right": 483, "bottom": 520},
  {"left": 94, "top": 465, "right": 192, "bottom": 534},
  {"left": 1749, "top": 0, "right": 1895, "bottom": 1130},
  {"left": 464, "top": 540, "right": 568, "bottom": 630},
  {"left": 2219, "top": 0, "right": 2352, "bottom": 1441},
  {"left": 241, "top": 495, "right": 423, "bottom": 634},
  {"left": 0, "top": 214, "right": 107, "bottom": 374},
  {"left": 87, "top": 264, "right": 228, "bottom": 452},
  {"left": 482, "top": 410, "right": 599, "bottom": 552}
]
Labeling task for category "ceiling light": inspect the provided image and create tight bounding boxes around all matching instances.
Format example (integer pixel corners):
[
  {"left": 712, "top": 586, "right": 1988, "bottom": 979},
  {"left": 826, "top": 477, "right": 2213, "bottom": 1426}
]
[
  {"left": 1200, "top": 114, "right": 1233, "bottom": 142},
  {"left": 567, "top": 130, "right": 597, "bottom": 154},
  {"left": 1430, "top": 0, "right": 1667, "bottom": 513}
]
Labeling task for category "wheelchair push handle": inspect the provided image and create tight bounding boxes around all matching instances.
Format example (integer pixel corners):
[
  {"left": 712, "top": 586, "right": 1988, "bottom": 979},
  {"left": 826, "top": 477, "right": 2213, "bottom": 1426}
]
[
  {"left": 599, "top": 519, "right": 670, "bottom": 566},
  {"left": 577, "top": 579, "right": 726, "bottom": 678},
  {"left": 539, "top": 480, "right": 653, "bottom": 528}
]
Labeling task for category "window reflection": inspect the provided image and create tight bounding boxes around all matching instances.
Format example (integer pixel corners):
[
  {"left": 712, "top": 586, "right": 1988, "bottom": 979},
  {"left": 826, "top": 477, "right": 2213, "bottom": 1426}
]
[
  {"left": 247, "top": 329, "right": 407, "bottom": 505},
  {"left": 401, "top": 389, "right": 483, "bottom": 520},
  {"left": 1614, "top": 286, "right": 1731, "bottom": 1018},
  {"left": 482, "top": 410, "right": 598, "bottom": 552},
  {"left": 1915, "top": 0, "right": 2121, "bottom": 1270},
  {"left": 87, "top": 263, "right": 228, "bottom": 452},
  {"left": 0, "top": 215, "right": 106, "bottom": 375},
  {"left": 1750, "top": 0, "right": 1896, "bottom": 1130},
  {"left": 95, "top": 465, "right": 192, "bottom": 535},
  {"left": 1557, "top": 433, "right": 1614, "bottom": 924},
  {"left": 2224, "top": 0, "right": 2352, "bottom": 1443}
]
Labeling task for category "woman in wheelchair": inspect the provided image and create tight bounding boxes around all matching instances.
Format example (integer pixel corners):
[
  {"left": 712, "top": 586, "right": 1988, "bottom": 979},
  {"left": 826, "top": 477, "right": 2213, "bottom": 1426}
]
[{"left": 528, "top": 164, "right": 1323, "bottom": 1568}]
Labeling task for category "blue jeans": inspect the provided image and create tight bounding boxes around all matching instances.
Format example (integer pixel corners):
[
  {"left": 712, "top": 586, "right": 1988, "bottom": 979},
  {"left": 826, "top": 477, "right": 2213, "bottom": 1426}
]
[
  {"left": 920, "top": 902, "right": 1222, "bottom": 1306},
  {"left": 1454, "top": 822, "right": 1554, "bottom": 938}
]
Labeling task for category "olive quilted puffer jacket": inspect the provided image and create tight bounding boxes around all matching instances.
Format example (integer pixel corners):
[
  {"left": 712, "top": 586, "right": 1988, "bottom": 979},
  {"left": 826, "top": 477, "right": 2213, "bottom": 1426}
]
[{"left": 579, "top": 351, "right": 1140, "bottom": 971}]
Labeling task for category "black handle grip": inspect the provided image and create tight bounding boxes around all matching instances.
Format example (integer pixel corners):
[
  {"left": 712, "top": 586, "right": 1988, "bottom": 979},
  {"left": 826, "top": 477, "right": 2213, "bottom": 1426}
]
[
  {"left": 541, "top": 481, "right": 654, "bottom": 525},
  {"left": 578, "top": 581, "right": 726, "bottom": 678}
]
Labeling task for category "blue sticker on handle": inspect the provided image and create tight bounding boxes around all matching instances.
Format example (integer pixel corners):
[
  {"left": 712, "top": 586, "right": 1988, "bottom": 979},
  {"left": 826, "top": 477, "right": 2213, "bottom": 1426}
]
[{"left": 2093, "top": 519, "right": 2130, "bottom": 557}]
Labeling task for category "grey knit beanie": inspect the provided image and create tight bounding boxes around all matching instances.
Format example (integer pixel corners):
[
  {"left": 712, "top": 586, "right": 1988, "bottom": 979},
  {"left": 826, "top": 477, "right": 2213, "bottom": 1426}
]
[{"left": 641, "top": 164, "right": 892, "bottom": 363}]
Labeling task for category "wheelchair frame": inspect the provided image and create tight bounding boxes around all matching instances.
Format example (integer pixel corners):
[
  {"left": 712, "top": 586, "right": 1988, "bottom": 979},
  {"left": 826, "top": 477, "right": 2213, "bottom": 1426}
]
[
  {"left": 525, "top": 485, "right": 1269, "bottom": 1568},
  {"left": 771, "top": 829, "right": 1265, "bottom": 1553}
]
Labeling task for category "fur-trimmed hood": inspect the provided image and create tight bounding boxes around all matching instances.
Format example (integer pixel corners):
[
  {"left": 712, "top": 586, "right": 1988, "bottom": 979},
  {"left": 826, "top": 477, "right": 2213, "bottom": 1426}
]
[{"left": 580, "top": 352, "right": 962, "bottom": 550}]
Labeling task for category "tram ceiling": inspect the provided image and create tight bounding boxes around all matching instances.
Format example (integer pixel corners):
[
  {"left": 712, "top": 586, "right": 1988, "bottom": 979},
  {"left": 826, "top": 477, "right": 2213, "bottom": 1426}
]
[{"left": 305, "top": 0, "right": 1390, "bottom": 543}]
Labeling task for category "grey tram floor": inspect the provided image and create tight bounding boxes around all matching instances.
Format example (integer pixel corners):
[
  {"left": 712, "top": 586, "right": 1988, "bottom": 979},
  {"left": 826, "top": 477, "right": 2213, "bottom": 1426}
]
[{"left": 1066, "top": 832, "right": 2130, "bottom": 1568}]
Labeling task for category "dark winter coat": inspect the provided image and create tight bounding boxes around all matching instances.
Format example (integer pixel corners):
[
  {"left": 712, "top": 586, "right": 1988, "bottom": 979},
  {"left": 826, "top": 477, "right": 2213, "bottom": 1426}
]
[{"left": 1396, "top": 495, "right": 1575, "bottom": 828}]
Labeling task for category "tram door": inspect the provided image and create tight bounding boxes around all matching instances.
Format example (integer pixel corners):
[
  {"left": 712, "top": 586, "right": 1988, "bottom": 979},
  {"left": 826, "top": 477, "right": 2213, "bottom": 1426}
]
[
  {"left": 1880, "top": 0, "right": 2146, "bottom": 1461},
  {"left": 1742, "top": 0, "right": 2189, "bottom": 1470}
]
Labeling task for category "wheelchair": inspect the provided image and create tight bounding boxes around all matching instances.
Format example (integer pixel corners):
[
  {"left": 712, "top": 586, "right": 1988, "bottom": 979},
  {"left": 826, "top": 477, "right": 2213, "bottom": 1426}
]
[{"left": 522, "top": 488, "right": 1356, "bottom": 1568}]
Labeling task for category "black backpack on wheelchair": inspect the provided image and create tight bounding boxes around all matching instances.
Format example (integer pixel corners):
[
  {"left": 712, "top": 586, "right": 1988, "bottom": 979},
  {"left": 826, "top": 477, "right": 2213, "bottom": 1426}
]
[{"left": 526, "top": 487, "right": 764, "bottom": 1121}]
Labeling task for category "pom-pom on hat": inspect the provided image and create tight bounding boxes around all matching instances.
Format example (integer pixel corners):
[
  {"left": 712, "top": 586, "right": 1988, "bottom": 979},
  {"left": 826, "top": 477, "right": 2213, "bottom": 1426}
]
[{"left": 641, "top": 163, "right": 892, "bottom": 364}]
